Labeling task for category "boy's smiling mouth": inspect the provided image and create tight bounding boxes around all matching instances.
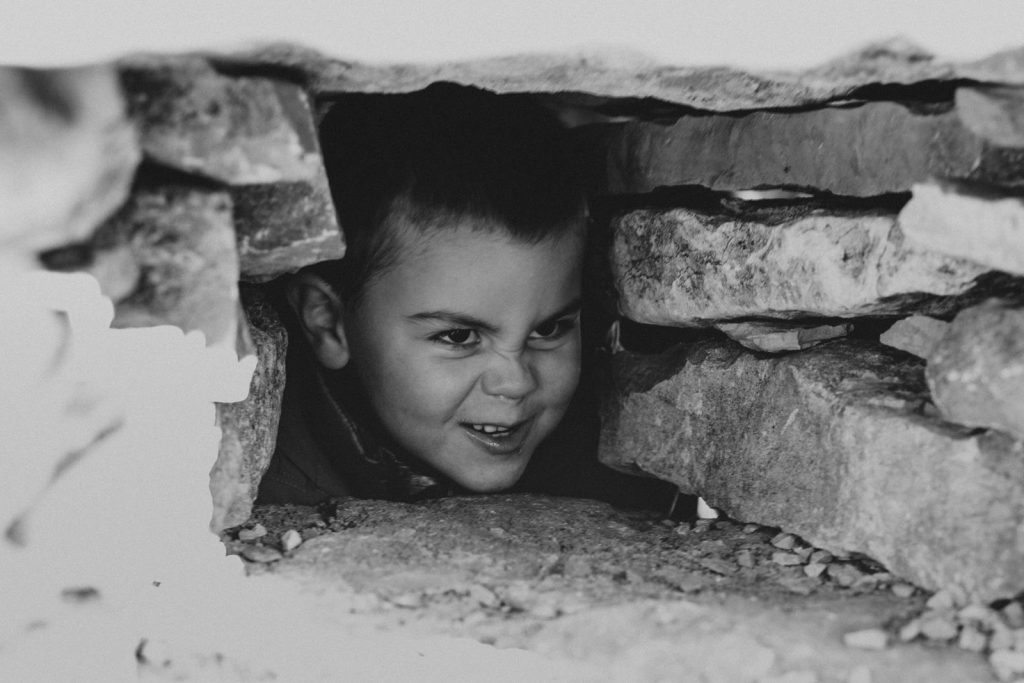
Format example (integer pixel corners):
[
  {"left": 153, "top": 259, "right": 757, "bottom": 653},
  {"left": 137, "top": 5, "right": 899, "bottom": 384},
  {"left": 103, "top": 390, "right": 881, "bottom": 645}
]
[{"left": 459, "top": 419, "right": 531, "bottom": 455}]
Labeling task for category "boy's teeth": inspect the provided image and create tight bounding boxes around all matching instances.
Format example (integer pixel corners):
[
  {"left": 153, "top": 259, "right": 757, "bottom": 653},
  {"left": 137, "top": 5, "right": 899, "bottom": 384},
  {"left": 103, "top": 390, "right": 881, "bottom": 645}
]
[{"left": 471, "top": 424, "right": 510, "bottom": 434}]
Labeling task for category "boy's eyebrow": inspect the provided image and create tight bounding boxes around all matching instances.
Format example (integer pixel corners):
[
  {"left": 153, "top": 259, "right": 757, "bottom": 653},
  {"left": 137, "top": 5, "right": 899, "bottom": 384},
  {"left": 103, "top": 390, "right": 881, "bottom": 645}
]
[{"left": 407, "top": 297, "right": 582, "bottom": 331}]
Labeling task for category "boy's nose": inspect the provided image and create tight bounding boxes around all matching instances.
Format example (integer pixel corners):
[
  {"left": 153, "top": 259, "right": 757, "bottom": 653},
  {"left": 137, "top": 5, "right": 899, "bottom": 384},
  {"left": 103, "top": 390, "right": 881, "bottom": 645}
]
[{"left": 481, "top": 351, "right": 537, "bottom": 400}]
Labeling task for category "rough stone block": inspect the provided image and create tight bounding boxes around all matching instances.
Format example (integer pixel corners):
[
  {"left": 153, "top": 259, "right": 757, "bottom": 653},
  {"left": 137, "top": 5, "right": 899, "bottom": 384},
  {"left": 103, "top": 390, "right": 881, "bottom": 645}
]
[
  {"left": 599, "top": 339, "right": 1024, "bottom": 602},
  {"left": 927, "top": 299, "right": 1024, "bottom": 442},
  {"left": 0, "top": 65, "right": 139, "bottom": 256},
  {"left": 900, "top": 180, "right": 1024, "bottom": 277},
  {"left": 611, "top": 204, "right": 990, "bottom": 326},
  {"left": 590, "top": 101, "right": 1016, "bottom": 197},
  {"left": 119, "top": 56, "right": 324, "bottom": 185},
  {"left": 232, "top": 178, "right": 345, "bottom": 282},
  {"left": 880, "top": 315, "right": 950, "bottom": 358},
  {"left": 90, "top": 184, "right": 240, "bottom": 347},
  {"left": 211, "top": 287, "right": 288, "bottom": 531}
]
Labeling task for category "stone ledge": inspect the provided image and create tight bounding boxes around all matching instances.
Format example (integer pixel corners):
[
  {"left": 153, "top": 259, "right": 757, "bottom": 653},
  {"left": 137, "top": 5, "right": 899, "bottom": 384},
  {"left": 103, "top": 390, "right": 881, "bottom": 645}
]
[
  {"left": 610, "top": 204, "right": 993, "bottom": 325},
  {"left": 589, "top": 98, "right": 1019, "bottom": 196},
  {"left": 599, "top": 339, "right": 1024, "bottom": 602}
]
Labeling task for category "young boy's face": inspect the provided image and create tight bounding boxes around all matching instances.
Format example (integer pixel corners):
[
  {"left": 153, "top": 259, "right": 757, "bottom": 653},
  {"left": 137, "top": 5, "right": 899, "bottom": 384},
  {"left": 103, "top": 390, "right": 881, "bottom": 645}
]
[{"left": 342, "top": 219, "right": 583, "bottom": 492}]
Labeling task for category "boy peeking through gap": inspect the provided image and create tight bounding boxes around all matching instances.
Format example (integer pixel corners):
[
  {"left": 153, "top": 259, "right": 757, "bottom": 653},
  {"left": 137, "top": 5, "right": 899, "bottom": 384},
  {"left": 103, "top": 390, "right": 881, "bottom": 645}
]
[{"left": 257, "top": 83, "right": 673, "bottom": 508}]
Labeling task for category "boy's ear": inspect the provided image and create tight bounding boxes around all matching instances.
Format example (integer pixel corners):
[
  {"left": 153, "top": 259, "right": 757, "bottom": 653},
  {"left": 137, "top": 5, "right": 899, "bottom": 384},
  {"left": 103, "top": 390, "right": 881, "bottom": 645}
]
[{"left": 285, "top": 272, "right": 350, "bottom": 369}]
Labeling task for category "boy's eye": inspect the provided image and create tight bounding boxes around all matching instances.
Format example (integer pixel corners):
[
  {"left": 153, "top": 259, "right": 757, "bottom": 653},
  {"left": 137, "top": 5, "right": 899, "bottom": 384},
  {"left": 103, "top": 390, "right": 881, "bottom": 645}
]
[
  {"left": 529, "top": 318, "right": 576, "bottom": 341},
  {"left": 431, "top": 328, "right": 480, "bottom": 347}
]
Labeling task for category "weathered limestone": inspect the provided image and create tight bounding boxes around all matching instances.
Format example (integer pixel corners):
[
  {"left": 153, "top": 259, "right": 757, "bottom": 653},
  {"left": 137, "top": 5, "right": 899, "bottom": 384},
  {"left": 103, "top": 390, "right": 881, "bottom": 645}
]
[
  {"left": 0, "top": 65, "right": 139, "bottom": 256},
  {"left": 592, "top": 102, "right": 999, "bottom": 196},
  {"left": 90, "top": 185, "right": 240, "bottom": 347},
  {"left": 880, "top": 315, "right": 950, "bottom": 358},
  {"left": 211, "top": 288, "right": 288, "bottom": 531},
  {"left": 119, "top": 57, "right": 322, "bottom": 185},
  {"left": 229, "top": 39, "right": 1024, "bottom": 112},
  {"left": 900, "top": 181, "right": 1024, "bottom": 277},
  {"left": 927, "top": 299, "right": 1024, "bottom": 442},
  {"left": 119, "top": 57, "right": 346, "bottom": 279},
  {"left": 611, "top": 204, "right": 989, "bottom": 326},
  {"left": 715, "top": 321, "right": 851, "bottom": 354},
  {"left": 232, "top": 179, "right": 344, "bottom": 281},
  {"left": 599, "top": 339, "right": 1024, "bottom": 602}
]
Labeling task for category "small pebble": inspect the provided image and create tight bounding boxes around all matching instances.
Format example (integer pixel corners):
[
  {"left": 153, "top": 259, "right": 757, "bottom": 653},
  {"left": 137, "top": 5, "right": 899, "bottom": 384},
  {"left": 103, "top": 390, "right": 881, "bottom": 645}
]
[
  {"left": 809, "top": 550, "right": 833, "bottom": 565},
  {"left": 528, "top": 600, "right": 560, "bottom": 619},
  {"left": 920, "top": 613, "right": 959, "bottom": 641},
  {"left": 891, "top": 583, "right": 916, "bottom": 598},
  {"left": 990, "top": 649, "right": 1024, "bottom": 682},
  {"left": 899, "top": 618, "right": 921, "bottom": 642},
  {"left": 674, "top": 524, "right": 691, "bottom": 537},
  {"left": 488, "top": 526, "right": 507, "bottom": 538},
  {"left": 241, "top": 545, "right": 282, "bottom": 563},
  {"left": 773, "top": 551, "right": 803, "bottom": 566},
  {"left": 803, "top": 563, "right": 827, "bottom": 578},
  {"left": 238, "top": 524, "right": 267, "bottom": 541},
  {"left": 826, "top": 563, "right": 864, "bottom": 588},
  {"left": 693, "top": 519, "right": 715, "bottom": 532},
  {"left": 771, "top": 533, "right": 796, "bottom": 550},
  {"left": 847, "top": 665, "right": 873, "bottom": 683},
  {"left": 699, "top": 557, "right": 737, "bottom": 575},
  {"left": 389, "top": 593, "right": 424, "bottom": 609},
  {"left": 1002, "top": 601, "right": 1024, "bottom": 629},
  {"left": 843, "top": 628, "right": 889, "bottom": 650},
  {"left": 957, "top": 624, "right": 988, "bottom": 653},
  {"left": 736, "top": 549, "right": 756, "bottom": 568},
  {"left": 468, "top": 584, "right": 501, "bottom": 608},
  {"left": 926, "top": 589, "right": 956, "bottom": 611},
  {"left": 743, "top": 523, "right": 760, "bottom": 534},
  {"left": 990, "top": 625, "right": 1016, "bottom": 651},
  {"left": 958, "top": 603, "right": 998, "bottom": 626},
  {"left": 796, "top": 547, "right": 814, "bottom": 562},
  {"left": 696, "top": 497, "right": 719, "bottom": 519},
  {"left": 280, "top": 529, "right": 302, "bottom": 553}
]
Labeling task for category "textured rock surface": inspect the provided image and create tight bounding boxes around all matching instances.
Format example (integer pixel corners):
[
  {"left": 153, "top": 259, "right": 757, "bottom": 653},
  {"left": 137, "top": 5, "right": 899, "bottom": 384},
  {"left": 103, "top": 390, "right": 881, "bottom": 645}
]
[
  {"left": 0, "top": 65, "right": 139, "bottom": 255},
  {"left": 715, "top": 321, "right": 851, "bottom": 353},
  {"left": 91, "top": 184, "right": 240, "bottom": 346},
  {"left": 599, "top": 339, "right": 1024, "bottom": 602},
  {"left": 119, "top": 56, "right": 324, "bottom": 185},
  {"left": 591, "top": 102, "right": 1000, "bottom": 196},
  {"left": 225, "top": 39, "right": 1024, "bottom": 111},
  {"left": 900, "top": 181, "right": 1024, "bottom": 277},
  {"left": 880, "top": 315, "right": 950, "bottom": 358},
  {"left": 956, "top": 85, "right": 1024, "bottom": 147},
  {"left": 611, "top": 204, "right": 990, "bottom": 325},
  {"left": 232, "top": 179, "right": 344, "bottom": 281},
  {"left": 211, "top": 287, "right": 288, "bottom": 531},
  {"left": 927, "top": 299, "right": 1024, "bottom": 442}
]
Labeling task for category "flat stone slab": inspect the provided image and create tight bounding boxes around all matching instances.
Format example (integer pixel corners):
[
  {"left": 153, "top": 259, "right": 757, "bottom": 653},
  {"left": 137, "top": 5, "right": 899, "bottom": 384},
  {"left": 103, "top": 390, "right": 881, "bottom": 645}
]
[
  {"left": 599, "top": 340, "right": 1024, "bottom": 603},
  {"left": 927, "top": 299, "right": 1024, "bottom": 443},
  {"left": 880, "top": 315, "right": 950, "bottom": 358},
  {"left": 590, "top": 99, "right": 1015, "bottom": 196},
  {"left": 221, "top": 39, "right": 1024, "bottom": 112},
  {"left": 611, "top": 203, "right": 990, "bottom": 325},
  {"left": 119, "top": 56, "right": 325, "bottom": 185},
  {"left": 211, "top": 496, "right": 996, "bottom": 682},
  {"left": 900, "top": 181, "right": 1024, "bottom": 277}
]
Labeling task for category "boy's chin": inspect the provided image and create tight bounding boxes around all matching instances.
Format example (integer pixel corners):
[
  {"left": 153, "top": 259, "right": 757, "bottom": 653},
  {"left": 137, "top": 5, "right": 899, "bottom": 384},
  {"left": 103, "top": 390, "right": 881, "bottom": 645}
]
[{"left": 447, "top": 462, "right": 529, "bottom": 493}]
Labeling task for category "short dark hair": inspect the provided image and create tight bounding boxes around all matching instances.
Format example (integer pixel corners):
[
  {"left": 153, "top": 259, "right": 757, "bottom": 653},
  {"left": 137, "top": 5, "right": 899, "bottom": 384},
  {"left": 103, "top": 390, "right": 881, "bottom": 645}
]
[{"left": 312, "top": 82, "right": 586, "bottom": 301}]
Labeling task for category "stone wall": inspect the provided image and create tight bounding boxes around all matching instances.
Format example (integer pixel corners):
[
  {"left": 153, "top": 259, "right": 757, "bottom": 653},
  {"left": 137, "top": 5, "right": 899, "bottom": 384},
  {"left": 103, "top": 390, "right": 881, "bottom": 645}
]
[{"left": 4, "top": 40, "right": 1024, "bottom": 601}]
